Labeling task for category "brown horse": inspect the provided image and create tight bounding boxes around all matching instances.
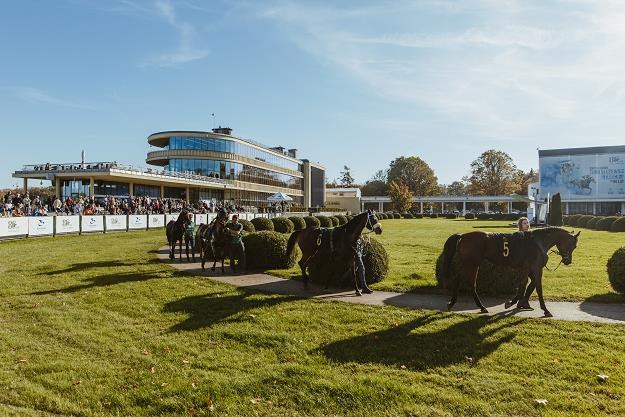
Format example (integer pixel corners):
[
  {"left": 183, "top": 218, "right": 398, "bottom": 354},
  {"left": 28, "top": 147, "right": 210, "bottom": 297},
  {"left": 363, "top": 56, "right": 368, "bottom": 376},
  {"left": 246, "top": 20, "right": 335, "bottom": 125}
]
[
  {"left": 200, "top": 215, "right": 229, "bottom": 273},
  {"left": 442, "top": 227, "right": 580, "bottom": 317},
  {"left": 286, "top": 210, "right": 382, "bottom": 295},
  {"left": 165, "top": 209, "right": 191, "bottom": 261}
]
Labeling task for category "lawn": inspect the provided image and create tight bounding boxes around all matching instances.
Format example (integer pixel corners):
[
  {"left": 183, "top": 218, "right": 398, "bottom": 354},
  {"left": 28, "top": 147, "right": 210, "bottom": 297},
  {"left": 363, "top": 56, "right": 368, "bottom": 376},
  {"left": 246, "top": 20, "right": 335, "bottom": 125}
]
[
  {"left": 1, "top": 231, "right": 625, "bottom": 416},
  {"left": 269, "top": 218, "right": 625, "bottom": 302}
]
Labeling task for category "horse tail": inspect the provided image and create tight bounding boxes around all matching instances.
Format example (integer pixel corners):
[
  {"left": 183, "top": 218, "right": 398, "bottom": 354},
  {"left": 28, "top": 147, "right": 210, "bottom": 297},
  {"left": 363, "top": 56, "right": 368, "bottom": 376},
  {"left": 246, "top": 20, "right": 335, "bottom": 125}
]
[
  {"left": 442, "top": 234, "right": 462, "bottom": 280},
  {"left": 286, "top": 230, "right": 302, "bottom": 257}
]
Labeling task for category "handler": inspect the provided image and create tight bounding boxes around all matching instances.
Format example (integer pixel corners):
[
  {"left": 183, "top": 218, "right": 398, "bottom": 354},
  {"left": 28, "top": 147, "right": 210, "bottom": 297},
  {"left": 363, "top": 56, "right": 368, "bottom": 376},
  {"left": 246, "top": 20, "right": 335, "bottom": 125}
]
[{"left": 226, "top": 214, "right": 246, "bottom": 272}]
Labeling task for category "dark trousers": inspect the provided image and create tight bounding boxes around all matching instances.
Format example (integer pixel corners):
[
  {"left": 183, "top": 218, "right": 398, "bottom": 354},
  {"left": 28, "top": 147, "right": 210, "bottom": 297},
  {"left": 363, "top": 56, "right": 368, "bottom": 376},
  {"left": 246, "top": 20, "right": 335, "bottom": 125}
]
[
  {"left": 230, "top": 242, "right": 246, "bottom": 271},
  {"left": 355, "top": 252, "right": 370, "bottom": 291}
]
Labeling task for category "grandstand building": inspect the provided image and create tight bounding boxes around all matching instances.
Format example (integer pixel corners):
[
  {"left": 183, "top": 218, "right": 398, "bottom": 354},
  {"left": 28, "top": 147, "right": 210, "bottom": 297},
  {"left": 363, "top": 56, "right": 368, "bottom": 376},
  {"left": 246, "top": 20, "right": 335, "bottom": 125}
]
[
  {"left": 538, "top": 145, "right": 625, "bottom": 215},
  {"left": 13, "top": 127, "right": 326, "bottom": 208}
]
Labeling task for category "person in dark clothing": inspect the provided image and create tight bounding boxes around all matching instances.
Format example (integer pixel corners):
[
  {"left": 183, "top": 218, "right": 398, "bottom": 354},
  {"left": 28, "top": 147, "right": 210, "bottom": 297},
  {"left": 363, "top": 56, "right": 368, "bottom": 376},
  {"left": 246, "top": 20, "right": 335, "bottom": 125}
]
[
  {"left": 354, "top": 237, "right": 373, "bottom": 295},
  {"left": 226, "top": 214, "right": 246, "bottom": 272}
]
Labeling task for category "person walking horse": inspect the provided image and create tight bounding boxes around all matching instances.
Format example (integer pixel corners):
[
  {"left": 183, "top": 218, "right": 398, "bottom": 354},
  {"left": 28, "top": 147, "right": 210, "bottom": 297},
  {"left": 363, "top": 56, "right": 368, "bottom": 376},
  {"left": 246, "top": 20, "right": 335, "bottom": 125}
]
[{"left": 226, "top": 213, "right": 246, "bottom": 273}]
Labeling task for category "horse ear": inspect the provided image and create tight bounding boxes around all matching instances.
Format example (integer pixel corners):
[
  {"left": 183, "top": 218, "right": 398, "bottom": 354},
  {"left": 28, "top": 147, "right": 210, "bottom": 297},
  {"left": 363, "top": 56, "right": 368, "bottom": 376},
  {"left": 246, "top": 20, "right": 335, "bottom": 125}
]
[{"left": 575, "top": 231, "right": 581, "bottom": 238}]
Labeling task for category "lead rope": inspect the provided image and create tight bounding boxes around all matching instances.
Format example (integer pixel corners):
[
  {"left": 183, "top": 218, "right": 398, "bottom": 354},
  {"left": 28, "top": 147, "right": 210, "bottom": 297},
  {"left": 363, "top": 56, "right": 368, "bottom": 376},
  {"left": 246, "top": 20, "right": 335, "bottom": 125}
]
[{"left": 544, "top": 249, "right": 563, "bottom": 272}]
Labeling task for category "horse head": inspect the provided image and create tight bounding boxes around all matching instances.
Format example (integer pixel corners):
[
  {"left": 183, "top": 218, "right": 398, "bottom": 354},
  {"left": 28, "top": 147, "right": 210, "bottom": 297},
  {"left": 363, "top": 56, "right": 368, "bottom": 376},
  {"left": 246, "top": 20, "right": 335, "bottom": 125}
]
[
  {"left": 365, "top": 210, "right": 382, "bottom": 235},
  {"left": 556, "top": 230, "right": 581, "bottom": 265}
]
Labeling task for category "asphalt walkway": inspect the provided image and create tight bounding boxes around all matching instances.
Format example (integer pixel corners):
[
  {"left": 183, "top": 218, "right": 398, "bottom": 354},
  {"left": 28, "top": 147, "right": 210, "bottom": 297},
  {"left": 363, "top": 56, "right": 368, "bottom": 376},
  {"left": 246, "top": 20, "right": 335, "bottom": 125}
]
[{"left": 157, "top": 247, "right": 625, "bottom": 324}]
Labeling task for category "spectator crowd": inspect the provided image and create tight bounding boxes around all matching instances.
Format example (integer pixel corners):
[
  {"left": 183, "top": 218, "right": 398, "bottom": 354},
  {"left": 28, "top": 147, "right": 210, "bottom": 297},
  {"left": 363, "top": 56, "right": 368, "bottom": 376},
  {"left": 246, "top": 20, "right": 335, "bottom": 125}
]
[{"left": 0, "top": 191, "right": 256, "bottom": 218}]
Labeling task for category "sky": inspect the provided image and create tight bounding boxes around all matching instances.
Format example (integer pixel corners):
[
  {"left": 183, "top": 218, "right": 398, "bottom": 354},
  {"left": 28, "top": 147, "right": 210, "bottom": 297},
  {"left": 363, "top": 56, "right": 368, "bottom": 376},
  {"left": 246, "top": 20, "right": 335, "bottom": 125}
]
[{"left": 2, "top": 0, "right": 625, "bottom": 189}]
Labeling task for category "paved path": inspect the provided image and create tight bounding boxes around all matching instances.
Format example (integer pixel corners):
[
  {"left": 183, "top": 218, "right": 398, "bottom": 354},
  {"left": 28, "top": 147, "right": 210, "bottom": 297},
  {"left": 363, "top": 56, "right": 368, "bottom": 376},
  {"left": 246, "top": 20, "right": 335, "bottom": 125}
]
[{"left": 157, "top": 248, "right": 625, "bottom": 324}]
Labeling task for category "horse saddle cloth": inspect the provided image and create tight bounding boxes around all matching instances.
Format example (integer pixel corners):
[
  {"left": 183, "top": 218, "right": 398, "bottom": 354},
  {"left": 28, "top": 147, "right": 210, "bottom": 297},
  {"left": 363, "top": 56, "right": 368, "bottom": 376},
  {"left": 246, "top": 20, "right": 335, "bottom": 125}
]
[{"left": 494, "top": 232, "right": 535, "bottom": 265}]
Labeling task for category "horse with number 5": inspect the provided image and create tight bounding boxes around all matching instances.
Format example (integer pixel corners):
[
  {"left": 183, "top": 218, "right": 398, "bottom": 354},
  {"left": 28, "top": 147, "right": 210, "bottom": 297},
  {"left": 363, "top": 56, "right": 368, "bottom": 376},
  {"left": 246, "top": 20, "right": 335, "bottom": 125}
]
[{"left": 441, "top": 227, "right": 580, "bottom": 317}]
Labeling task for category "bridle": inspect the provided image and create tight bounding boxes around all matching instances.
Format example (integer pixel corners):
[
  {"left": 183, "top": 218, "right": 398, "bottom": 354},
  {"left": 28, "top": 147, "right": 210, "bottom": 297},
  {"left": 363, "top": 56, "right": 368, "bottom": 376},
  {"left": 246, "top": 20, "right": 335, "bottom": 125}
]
[{"left": 362, "top": 213, "right": 381, "bottom": 235}]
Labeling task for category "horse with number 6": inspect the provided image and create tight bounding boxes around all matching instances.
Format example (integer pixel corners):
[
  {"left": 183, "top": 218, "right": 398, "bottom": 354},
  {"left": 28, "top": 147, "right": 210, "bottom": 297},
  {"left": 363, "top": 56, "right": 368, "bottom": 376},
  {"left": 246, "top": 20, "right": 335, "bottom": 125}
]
[{"left": 441, "top": 227, "right": 580, "bottom": 317}]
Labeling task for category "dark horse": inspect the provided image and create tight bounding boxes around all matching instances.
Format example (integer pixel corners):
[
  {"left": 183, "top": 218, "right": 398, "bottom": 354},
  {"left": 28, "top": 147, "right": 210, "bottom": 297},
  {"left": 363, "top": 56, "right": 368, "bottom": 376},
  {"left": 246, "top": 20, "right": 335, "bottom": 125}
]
[
  {"left": 166, "top": 210, "right": 191, "bottom": 261},
  {"left": 195, "top": 209, "right": 229, "bottom": 261},
  {"left": 442, "top": 227, "right": 580, "bottom": 317},
  {"left": 286, "top": 210, "right": 382, "bottom": 295},
  {"left": 199, "top": 209, "right": 229, "bottom": 273}
]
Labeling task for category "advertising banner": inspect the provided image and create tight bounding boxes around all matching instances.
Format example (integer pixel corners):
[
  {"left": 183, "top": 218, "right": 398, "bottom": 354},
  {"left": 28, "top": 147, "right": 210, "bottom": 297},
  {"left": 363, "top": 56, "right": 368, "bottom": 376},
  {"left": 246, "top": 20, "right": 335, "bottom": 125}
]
[
  {"left": 81, "top": 215, "right": 105, "bottom": 233},
  {"left": 0, "top": 217, "right": 29, "bottom": 238},
  {"left": 105, "top": 215, "right": 127, "bottom": 232},
  {"left": 28, "top": 217, "right": 54, "bottom": 236},
  {"left": 165, "top": 213, "right": 180, "bottom": 224},
  {"left": 128, "top": 215, "right": 148, "bottom": 230},
  {"left": 148, "top": 214, "right": 165, "bottom": 228},
  {"left": 55, "top": 216, "right": 80, "bottom": 234},
  {"left": 195, "top": 214, "right": 208, "bottom": 225},
  {"left": 540, "top": 152, "right": 625, "bottom": 199}
]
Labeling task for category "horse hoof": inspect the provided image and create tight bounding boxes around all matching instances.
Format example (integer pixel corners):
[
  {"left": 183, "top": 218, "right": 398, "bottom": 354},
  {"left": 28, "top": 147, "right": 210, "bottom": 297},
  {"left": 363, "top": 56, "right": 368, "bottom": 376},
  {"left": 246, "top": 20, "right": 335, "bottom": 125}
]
[
  {"left": 516, "top": 302, "right": 533, "bottom": 311},
  {"left": 504, "top": 301, "right": 512, "bottom": 309},
  {"left": 480, "top": 308, "right": 489, "bottom": 314},
  {"left": 544, "top": 311, "right": 553, "bottom": 318},
  {"left": 446, "top": 303, "right": 453, "bottom": 312},
  {"left": 355, "top": 291, "right": 362, "bottom": 296}
]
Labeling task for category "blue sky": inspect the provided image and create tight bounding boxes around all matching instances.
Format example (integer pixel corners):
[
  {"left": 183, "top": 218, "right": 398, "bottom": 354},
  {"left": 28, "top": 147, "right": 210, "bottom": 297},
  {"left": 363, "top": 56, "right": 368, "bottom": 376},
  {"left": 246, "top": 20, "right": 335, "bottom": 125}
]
[{"left": 2, "top": 0, "right": 625, "bottom": 189}]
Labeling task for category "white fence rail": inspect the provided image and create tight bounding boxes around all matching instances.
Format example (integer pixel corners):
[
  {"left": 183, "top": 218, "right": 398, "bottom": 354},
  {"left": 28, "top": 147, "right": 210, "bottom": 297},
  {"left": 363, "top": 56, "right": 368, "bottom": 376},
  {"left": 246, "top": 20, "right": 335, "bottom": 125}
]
[{"left": 0, "top": 211, "right": 347, "bottom": 240}]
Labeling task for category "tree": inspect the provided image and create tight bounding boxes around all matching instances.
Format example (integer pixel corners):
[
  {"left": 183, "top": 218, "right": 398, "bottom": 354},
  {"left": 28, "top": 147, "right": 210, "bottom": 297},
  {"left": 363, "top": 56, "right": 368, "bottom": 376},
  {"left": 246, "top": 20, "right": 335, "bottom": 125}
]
[
  {"left": 339, "top": 166, "right": 355, "bottom": 188},
  {"left": 361, "top": 180, "right": 388, "bottom": 196},
  {"left": 371, "top": 169, "right": 387, "bottom": 183},
  {"left": 387, "top": 156, "right": 438, "bottom": 196},
  {"left": 446, "top": 181, "right": 467, "bottom": 195},
  {"left": 549, "top": 193, "right": 563, "bottom": 226},
  {"left": 513, "top": 168, "right": 539, "bottom": 196},
  {"left": 465, "top": 150, "right": 519, "bottom": 195},
  {"left": 388, "top": 181, "right": 413, "bottom": 213}
]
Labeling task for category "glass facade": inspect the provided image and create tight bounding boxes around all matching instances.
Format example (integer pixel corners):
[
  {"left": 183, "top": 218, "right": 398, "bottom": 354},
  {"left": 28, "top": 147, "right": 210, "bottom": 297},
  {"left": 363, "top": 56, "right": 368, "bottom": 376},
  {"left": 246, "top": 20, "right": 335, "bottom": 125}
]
[
  {"left": 133, "top": 184, "right": 161, "bottom": 198},
  {"left": 94, "top": 181, "right": 129, "bottom": 197},
  {"left": 165, "top": 136, "right": 301, "bottom": 172},
  {"left": 165, "top": 159, "right": 302, "bottom": 190},
  {"left": 225, "top": 190, "right": 303, "bottom": 207},
  {"left": 311, "top": 166, "right": 325, "bottom": 207},
  {"left": 61, "top": 180, "right": 90, "bottom": 200}
]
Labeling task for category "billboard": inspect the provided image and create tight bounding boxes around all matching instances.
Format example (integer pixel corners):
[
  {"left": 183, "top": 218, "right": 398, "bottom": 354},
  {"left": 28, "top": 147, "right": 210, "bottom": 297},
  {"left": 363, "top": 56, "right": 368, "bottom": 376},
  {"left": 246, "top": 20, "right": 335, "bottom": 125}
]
[
  {"left": 148, "top": 214, "right": 165, "bottom": 228},
  {"left": 105, "top": 215, "right": 127, "bottom": 232},
  {"left": 81, "top": 215, "right": 105, "bottom": 233},
  {"left": 539, "top": 152, "right": 625, "bottom": 200},
  {"left": 0, "top": 217, "right": 29, "bottom": 238},
  {"left": 56, "top": 216, "right": 80, "bottom": 234},
  {"left": 28, "top": 217, "right": 54, "bottom": 236},
  {"left": 128, "top": 215, "right": 148, "bottom": 230}
]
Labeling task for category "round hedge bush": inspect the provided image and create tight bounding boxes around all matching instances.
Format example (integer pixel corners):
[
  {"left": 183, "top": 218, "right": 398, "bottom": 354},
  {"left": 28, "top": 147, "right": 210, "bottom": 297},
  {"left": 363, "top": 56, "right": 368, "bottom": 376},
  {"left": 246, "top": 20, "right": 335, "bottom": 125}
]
[
  {"left": 586, "top": 216, "right": 601, "bottom": 229},
  {"left": 271, "top": 217, "right": 295, "bottom": 234},
  {"left": 568, "top": 214, "right": 583, "bottom": 227},
  {"left": 430, "top": 213, "right": 438, "bottom": 219},
  {"left": 445, "top": 213, "right": 457, "bottom": 219},
  {"left": 335, "top": 215, "right": 348, "bottom": 225},
  {"left": 596, "top": 216, "right": 618, "bottom": 231},
  {"left": 288, "top": 216, "right": 306, "bottom": 231},
  {"left": 251, "top": 217, "right": 274, "bottom": 232},
  {"left": 414, "top": 214, "right": 423, "bottom": 219},
  {"left": 239, "top": 219, "right": 255, "bottom": 233},
  {"left": 464, "top": 213, "right": 475, "bottom": 220},
  {"left": 402, "top": 212, "right": 414, "bottom": 219},
  {"left": 607, "top": 247, "right": 625, "bottom": 294},
  {"left": 376, "top": 213, "right": 385, "bottom": 220},
  {"left": 611, "top": 217, "right": 625, "bottom": 232},
  {"left": 243, "top": 231, "right": 297, "bottom": 269},
  {"left": 303, "top": 216, "right": 321, "bottom": 229},
  {"left": 346, "top": 215, "right": 354, "bottom": 221},
  {"left": 328, "top": 216, "right": 340, "bottom": 227},
  {"left": 316, "top": 215, "right": 333, "bottom": 228},
  {"left": 435, "top": 252, "right": 522, "bottom": 296},
  {"left": 562, "top": 215, "right": 569, "bottom": 226},
  {"left": 307, "top": 237, "right": 389, "bottom": 287},
  {"left": 577, "top": 215, "right": 595, "bottom": 228}
]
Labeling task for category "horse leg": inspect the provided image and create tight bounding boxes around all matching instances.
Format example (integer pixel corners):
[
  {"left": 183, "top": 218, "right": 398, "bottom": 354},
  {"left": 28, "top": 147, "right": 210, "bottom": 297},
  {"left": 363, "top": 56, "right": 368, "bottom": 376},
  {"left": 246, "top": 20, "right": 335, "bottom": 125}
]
[
  {"left": 534, "top": 272, "right": 552, "bottom": 317},
  {"left": 178, "top": 238, "right": 184, "bottom": 262},
  {"left": 517, "top": 272, "right": 536, "bottom": 310},
  {"left": 446, "top": 268, "right": 461, "bottom": 312},
  {"left": 169, "top": 240, "right": 174, "bottom": 259},
  {"left": 466, "top": 263, "right": 488, "bottom": 313},
  {"left": 298, "top": 257, "right": 309, "bottom": 288},
  {"left": 505, "top": 272, "right": 529, "bottom": 309}
]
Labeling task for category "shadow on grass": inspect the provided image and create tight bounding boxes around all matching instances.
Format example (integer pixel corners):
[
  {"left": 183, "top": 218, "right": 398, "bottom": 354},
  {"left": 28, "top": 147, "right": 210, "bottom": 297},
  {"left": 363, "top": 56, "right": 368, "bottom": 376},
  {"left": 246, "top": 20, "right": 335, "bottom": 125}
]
[
  {"left": 579, "top": 293, "right": 625, "bottom": 322},
  {"left": 41, "top": 260, "right": 138, "bottom": 276},
  {"left": 318, "top": 313, "right": 521, "bottom": 370},
  {"left": 31, "top": 270, "right": 166, "bottom": 295},
  {"left": 163, "top": 291, "right": 298, "bottom": 332}
]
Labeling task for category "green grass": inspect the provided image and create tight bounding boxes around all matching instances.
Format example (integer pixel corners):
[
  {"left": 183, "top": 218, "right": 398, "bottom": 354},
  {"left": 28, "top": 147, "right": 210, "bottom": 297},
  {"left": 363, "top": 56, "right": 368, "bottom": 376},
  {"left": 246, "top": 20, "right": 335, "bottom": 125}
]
[
  {"left": 1, "top": 231, "right": 625, "bottom": 416},
  {"left": 269, "top": 219, "right": 625, "bottom": 302}
]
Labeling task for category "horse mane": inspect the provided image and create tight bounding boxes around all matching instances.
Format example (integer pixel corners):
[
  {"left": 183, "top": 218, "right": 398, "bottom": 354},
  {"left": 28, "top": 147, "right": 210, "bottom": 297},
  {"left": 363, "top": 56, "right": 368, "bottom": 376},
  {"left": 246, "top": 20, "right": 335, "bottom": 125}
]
[{"left": 529, "top": 226, "right": 571, "bottom": 237}]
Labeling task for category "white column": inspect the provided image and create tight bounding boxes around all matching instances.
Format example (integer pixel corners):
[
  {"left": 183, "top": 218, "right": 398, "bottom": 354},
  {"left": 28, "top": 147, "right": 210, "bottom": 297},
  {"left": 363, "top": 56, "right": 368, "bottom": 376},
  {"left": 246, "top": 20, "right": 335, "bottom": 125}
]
[
  {"left": 484, "top": 201, "right": 489, "bottom": 212},
  {"left": 378, "top": 201, "right": 383, "bottom": 212},
  {"left": 420, "top": 202, "right": 423, "bottom": 214},
  {"left": 463, "top": 201, "right": 466, "bottom": 215}
]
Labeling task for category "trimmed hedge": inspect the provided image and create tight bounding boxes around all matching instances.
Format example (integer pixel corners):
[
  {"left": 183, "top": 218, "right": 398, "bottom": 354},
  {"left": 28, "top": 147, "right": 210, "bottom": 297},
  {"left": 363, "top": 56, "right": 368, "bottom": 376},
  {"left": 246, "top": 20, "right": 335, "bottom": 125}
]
[
  {"left": 414, "top": 214, "right": 423, "bottom": 219},
  {"left": 251, "top": 217, "right": 274, "bottom": 232},
  {"left": 577, "top": 215, "right": 595, "bottom": 228},
  {"left": 435, "top": 252, "right": 522, "bottom": 296},
  {"left": 402, "top": 212, "right": 414, "bottom": 219},
  {"left": 586, "top": 216, "right": 601, "bottom": 229},
  {"left": 316, "top": 215, "right": 333, "bottom": 228},
  {"left": 303, "top": 216, "right": 321, "bottom": 229},
  {"left": 308, "top": 238, "right": 389, "bottom": 287},
  {"left": 607, "top": 247, "right": 625, "bottom": 294},
  {"left": 243, "top": 231, "right": 297, "bottom": 269},
  {"left": 562, "top": 215, "right": 569, "bottom": 226},
  {"left": 596, "top": 216, "right": 619, "bottom": 231},
  {"left": 377, "top": 213, "right": 386, "bottom": 220},
  {"left": 328, "top": 216, "right": 340, "bottom": 227},
  {"left": 464, "top": 213, "right": 475, "bottom": 220},
  {"left": 611, "top": 217, "right": 625, "bottom": 232},
  {"left": 335, "top": 215, "right": 348, "bottom": 225},
  {"left": 271, "top": 217, "right": 295, "bottom": 234},
  {"left": 445, "top": 213, "right": 457, "bottom": 219},
  {"left": 429, "top": 213, "right": 438, "bottom": 218},
  {"left": 239, "top": 219, "right": 255, "bottom": 233},
  {"left": 288, "top": 216, "right": 306, "bottom": 231},
  {"left": 393, "top": 213, "right": 402, "bottom": 219},
  {"left": 568, "top": 214, "right": 583, "bottom": 227}
]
